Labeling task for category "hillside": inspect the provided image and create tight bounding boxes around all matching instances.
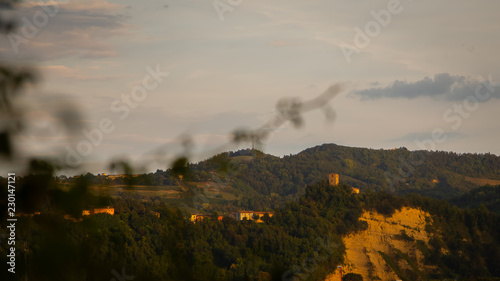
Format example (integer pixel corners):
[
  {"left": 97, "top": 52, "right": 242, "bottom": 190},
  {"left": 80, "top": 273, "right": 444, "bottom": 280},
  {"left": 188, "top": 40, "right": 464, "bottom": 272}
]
[
  {"left": 2, "top": 175, "right": 500, "bottom": 281},
  {"left": 188, "top": 144, "right": 500, "bottom": 203},
  {"left": 326, "top": 195, "right": 500, "bottom": 281},
  {"left": 326, "top": 207, "right": 432, "bottom": 281},
  {"left": 62, "top": 143, "right": 500, "bottom": 214}
]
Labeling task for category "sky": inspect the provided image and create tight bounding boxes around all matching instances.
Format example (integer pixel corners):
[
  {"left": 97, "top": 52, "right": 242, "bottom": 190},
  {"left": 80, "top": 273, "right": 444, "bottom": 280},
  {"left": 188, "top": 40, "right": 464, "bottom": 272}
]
[{"left": 1, "top": 0, "right": 500, "bottom": 175}]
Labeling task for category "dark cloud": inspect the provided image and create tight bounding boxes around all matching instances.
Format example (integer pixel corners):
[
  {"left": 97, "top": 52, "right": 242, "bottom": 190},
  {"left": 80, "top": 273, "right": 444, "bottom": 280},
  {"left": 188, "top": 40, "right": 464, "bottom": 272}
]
[{"left": 353, "top": 73, "right": 499, "bottom": 101}]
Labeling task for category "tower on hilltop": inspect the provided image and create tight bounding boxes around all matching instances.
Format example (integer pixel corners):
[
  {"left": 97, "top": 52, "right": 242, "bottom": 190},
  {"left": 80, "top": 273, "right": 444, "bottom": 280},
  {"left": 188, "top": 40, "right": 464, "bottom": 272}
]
[{"left": 329, "top": 173, "right": 339, "bottom": 186}]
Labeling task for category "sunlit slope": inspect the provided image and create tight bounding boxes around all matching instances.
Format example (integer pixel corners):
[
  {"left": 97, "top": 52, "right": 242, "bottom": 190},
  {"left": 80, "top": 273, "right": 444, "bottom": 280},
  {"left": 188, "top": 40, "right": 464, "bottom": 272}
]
[{"left": 326, "top": 207, "right": 433, "bottom": 281}]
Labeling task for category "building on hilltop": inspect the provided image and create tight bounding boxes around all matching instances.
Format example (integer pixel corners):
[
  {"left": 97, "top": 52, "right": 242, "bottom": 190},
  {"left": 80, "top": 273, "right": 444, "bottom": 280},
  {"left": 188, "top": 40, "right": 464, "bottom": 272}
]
[
  {"left": 189, "top": 212, "right": 274, "bottom": 223},
  {"left": 236, "top": 211, "right": 254, "bottom": 221},
  {"left": 236, "top": 211, "right": 274, "bottom": 223},
  {"left": 82, "top": 206, "right": 114, "bottom": 216},
  {"left": 328, "top": 173, "right": 359, "bottom": 193},
  {"left": 92, "top": 206, "right": 115, "bottom": 215},
  {"left": 190, "top": 214, "right": 223, "bottom": 223},
  {"left": 190, "top": 214, "right": 205, "bottom": 222},
  {"left": 329, "top": 173, "right": 339, "bottom": 186}
]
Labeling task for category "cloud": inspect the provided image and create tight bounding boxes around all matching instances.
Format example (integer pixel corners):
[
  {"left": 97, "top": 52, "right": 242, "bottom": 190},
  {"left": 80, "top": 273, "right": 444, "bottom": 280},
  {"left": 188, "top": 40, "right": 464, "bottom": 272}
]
[
  {"left": 352, "top": 73, "right": 500, "bottom": 101},
  {"left": 1, "top": 0, "right": 132, "bottom": 60},
  {"left": 21, "top": 0, "right": 123, "bottom": 11}
]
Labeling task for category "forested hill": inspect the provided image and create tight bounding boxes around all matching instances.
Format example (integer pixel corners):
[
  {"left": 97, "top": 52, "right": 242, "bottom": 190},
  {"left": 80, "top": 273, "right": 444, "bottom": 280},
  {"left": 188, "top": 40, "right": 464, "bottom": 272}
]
[
  {"left": 63, "top": 143, "right": 500, "bottom": 209},
  {"left": 189, "top": 143, "right": 500, "bottom": 200}
]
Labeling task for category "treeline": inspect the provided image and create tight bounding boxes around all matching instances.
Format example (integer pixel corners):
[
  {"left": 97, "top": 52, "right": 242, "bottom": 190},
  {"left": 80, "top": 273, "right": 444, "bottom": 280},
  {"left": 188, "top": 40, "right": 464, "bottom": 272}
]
[{"left": 58, "top": 170, "right": 181, "bottom": 187}]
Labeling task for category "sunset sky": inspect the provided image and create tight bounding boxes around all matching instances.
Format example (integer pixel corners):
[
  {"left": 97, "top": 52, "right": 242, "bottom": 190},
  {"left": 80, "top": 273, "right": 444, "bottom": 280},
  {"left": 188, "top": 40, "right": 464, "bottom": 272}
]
[{"left": 2, "top": 0, "right": 500, "bottom": 174}]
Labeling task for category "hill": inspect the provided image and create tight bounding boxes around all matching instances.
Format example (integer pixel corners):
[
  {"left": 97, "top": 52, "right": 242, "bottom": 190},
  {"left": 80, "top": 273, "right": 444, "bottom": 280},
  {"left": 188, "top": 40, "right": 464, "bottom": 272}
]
[
  {"left": 61, "top": 143, "right": 500, "bottom": 214},
  {"left": 187, "top": 144, "right": 500, "bottom": 203}
]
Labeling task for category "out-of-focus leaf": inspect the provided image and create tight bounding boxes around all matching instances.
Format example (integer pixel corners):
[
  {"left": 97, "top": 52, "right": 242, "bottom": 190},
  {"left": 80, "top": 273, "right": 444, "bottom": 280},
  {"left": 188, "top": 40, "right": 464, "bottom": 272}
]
[
  {"left": 171, "top": 156, "right": 188, "bottom": 176},
  {"left": 0, "top": 131, "right": 11, "bottom": 158},
  {"left": 232, "top": 128, "right": 252, "bottom": 144},
  {"left": 109, "top": 160, "right": 134, "bottom": 186},
  {"left": 109, "top": 160, "right": 133, "bottom": 175},
  {"left": 28, "top": 158, "right": 57, "bottom": 176},
  {"left": 275, "top": 97, "right": 303, "bottom": 129}
]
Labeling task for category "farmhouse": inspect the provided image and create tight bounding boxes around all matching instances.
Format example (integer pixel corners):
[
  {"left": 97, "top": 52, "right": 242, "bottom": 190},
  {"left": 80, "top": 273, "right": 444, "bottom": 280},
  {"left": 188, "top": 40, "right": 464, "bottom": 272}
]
[
  {"left": 236, "top": 211, "right": 274, "bottom": 223},
  {"left": 82, "top": 206, "right": 115, "bottom": 216},
  {"left": 190, "top": 214, "right": 224, "bottom": 223}
]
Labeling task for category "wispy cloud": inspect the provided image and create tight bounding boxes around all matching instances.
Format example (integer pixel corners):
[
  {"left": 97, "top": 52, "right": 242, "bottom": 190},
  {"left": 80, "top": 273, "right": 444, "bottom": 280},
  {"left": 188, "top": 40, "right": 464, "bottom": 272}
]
[
  {"left": 352, "top": 73, "right": 500, "bottom": 101},
  {"left": 1, "top": 0, "right": 132, "bottom": 60}
]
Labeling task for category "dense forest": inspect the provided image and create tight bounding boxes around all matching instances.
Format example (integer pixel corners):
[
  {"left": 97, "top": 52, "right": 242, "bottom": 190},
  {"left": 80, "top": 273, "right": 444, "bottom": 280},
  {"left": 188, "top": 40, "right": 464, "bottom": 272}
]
[
  {"left": 1, "top": 177, "right": 499, "bottom": 281},
  {"left": 450, "top": 185, "right": 500, "bottom": 214}
]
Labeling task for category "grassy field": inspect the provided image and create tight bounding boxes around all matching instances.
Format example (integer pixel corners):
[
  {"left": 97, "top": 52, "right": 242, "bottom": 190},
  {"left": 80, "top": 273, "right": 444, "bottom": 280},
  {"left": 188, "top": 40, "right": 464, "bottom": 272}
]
[
  {"left": 465, "top": 176, "right": 500, "bottom": 186},
  {"left": 84, "top": 183, "right": 240, "bottom": 207},
  {"left": 88, "top": 185, "right": 182, "bottom": 199},
  {"left": 230, "top": 155, "right": 254, "bottom": 162}
]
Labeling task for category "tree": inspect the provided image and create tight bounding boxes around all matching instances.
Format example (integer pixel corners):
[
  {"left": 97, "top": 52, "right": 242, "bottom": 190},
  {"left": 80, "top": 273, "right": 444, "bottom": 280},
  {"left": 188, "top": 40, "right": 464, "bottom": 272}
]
[{"left": 343, "top": 272, "right": 363, "bottom": 281}]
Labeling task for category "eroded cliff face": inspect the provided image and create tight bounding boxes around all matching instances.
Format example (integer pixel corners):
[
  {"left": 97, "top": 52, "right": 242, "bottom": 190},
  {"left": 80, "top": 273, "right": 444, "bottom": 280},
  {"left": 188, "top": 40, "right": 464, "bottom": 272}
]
[{"left": 326, "top": 207, "right": 433, "bottom": 281}]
